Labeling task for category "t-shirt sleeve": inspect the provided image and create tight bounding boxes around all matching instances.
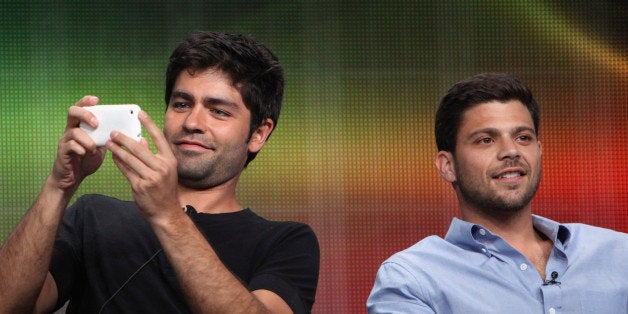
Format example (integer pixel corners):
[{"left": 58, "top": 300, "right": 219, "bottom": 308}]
[
  {"left": 49, "top": 196, "right": 86, "bottom": 310},
  {"left": 248, "top": 223, "right": 320, "bottom": 314}
]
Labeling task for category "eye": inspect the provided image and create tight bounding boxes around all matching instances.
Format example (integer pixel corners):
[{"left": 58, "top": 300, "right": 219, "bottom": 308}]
[
  {"left": 211, "top": 108, "right": 231, "bottom": 117},
  {"left": 170, "top": 102, "right": 190, "bottom": 110},
  {"left": 477, "top": 137, "right": 493, "bottom": 144},
  {"left": 516, "top": 133, "right": 535, "bottom": 143}
]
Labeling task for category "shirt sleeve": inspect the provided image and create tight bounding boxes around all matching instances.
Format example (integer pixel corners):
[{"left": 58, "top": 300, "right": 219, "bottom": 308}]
[
  {"left": 247, "top": 223, "right": 320, "bottom": 314},
  {"left": 367, "top": 261, "right": 435, "bottom": 314},
  {"left": 49, "top": 196, "right": 85, "bottom": 310}
]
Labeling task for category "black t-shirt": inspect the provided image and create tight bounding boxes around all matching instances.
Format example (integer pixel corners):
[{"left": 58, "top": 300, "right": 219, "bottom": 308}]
[{"left": 50, "top": 194, "right": 319, "bottom": 313}]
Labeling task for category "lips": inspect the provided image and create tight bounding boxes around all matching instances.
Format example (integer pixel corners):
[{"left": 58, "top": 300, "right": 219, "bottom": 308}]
[
  {"left": 178, "top": 140, "right": 208, "bottom": 148},
  {"left": 493, "top": 167, "right": 527, "bottom": 179},
  {"left": 497, "top": 172, "right": 522, "bottom": 179},
  {"left": 174, "top": 137, "right": 214, "bottom": 151}
]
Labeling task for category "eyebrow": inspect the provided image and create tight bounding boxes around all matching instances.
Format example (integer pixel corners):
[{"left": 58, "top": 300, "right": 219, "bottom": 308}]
[
  {"left": 467, "top": 126, "right": 536, "bottom": 139},
  {"left": 513, "top": 126, "right": 536, "bottom": 135},
  {"left": 170, "top": 90, "right": 241, "bottom": 110}
]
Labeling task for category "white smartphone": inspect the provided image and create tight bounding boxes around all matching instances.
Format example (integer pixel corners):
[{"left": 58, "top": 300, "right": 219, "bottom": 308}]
[{"left": 79, "top": 104, "right": 142, "bottom": 146}]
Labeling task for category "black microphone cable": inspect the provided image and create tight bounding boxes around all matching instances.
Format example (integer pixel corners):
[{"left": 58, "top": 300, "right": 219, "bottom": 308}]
[
  {"left": 98, "top": 206, "right": 192, "bottom": 313},
  {"left": 97, "top": 248, "right": 163, "bottom": 314}
]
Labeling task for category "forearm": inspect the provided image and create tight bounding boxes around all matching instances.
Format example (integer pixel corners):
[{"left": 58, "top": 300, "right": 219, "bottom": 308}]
[
  {"left": 0, "top": 176, "right": 71, "bottom": 312},
  {"left": 150, "top": 211, "right": 270, "bottom": 314}
]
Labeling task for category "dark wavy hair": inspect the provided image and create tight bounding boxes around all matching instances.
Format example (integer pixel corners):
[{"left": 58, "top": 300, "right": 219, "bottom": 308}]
[
  {"left": 165, "top": 31, "right": 284, "bottom": 166},
  {"left": 435, "top": 73, "right": 540, "bottom": 153}
]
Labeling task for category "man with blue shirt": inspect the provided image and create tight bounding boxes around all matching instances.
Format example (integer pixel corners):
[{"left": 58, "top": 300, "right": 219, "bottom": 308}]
[{"left": 367, "top": 73, "right": 628, "bottom": 313}]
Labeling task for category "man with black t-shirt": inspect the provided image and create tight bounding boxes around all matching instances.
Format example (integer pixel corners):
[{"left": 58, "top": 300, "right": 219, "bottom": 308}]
[{"left": 0, "top": 31, "right": 319, "bottom": 313}]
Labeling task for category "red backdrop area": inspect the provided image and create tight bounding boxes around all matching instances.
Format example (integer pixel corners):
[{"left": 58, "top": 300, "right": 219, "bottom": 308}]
[{"left": 301, "top": 75, "right": 628, "bottom": 312}]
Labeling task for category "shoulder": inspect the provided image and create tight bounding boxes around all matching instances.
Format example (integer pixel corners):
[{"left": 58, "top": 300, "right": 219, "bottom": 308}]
[
  {"left": 70, "top": 194, "right": 136, "bottom": 211},
  {"left": 242, "top": 210, "right": 319, "bottom": 243},
  {"left": 375, "top": 233, "right": 482, "bottom": 288},
  {"left": 563, "top": 223, "right": 628, "bottom": 243},
  {"left": 239, "top": 213, "right": 320, "bottom": 313},
  {"left": 383, "top": 235, "right": 453, "bottom": 267},
  {"left": 240, "top": 212, "right": 320, "bottom": 280},
  {"left": 563, "top": 222, "right": 627, "bottom": 236},
  {"left": 372, "top": 236, "right": 452, "bottom": 288},
  {"left": 267, "top": 220, "right": 317, "bottom": 241},
  {"left": 200, "top": 209, "right": 320, "bottom": 258},
  {"left": 368, "top": 236, "right": 450, "bottom": 312},
  {"left": 255, "top": 216, "right": 320, "bottom": 256},
  {"left": 64, "top": 194, "right": 141, "bottom": 226},
  {"left": 561, "top": 222, "right": 628, "bottom": 253}
]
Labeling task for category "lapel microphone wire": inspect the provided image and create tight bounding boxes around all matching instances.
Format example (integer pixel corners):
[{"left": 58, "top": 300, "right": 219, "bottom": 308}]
[
  {"left": 98, "top": 206, "right": 191, "bottom": 313},
  {"left": 97, "top": 248, "right": 163, "bottom": 314}
]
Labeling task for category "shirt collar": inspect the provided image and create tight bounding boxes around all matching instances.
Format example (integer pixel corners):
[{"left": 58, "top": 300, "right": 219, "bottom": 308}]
[
  {"left": 444, "top": 217, "right": 480, "bottom": 250},
  {"left": 531, "top": 214, "right": 572, "bottom": 246},
  {"left": 444, "top": 215, "right": 572, "bottom": 249}
]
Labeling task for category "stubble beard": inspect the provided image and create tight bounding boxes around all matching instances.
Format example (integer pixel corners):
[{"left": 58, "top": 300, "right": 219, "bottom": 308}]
[
  {"left": 176, "top": 152, "right": 219, "bottom": 189},
  {"left": 175, "top": 149, "right": 247, "bottom": 190},
  {"left": 454, "top": 160, "right": 542, "bottom": 220},
  {"left": 169, "top": 139, "right": 249, "bottom": 190}
]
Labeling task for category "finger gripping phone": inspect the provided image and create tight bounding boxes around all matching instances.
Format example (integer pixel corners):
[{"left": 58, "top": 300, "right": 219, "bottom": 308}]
[{"left": 79, "top": 104, "right": 142, "bottom": 146}]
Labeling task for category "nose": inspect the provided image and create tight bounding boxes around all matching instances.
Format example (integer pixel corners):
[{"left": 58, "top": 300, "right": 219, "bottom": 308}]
[
  {"left": 498, "top": 138, "right": 520, "bottom": 160},
  {"left": 183, "top": 105, "right": 207, "bottom": 133}
]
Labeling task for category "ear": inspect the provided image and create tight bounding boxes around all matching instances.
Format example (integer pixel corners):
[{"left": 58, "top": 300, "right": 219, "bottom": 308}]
[
  {"left": 248, "top": 118, "right": 275, "bottom": 154},
  {"left": 435, "top": 150, "right": 457, "bottom": 183},
  {"left": 538, "top": 140, "right": 542, "bottom": 156}
]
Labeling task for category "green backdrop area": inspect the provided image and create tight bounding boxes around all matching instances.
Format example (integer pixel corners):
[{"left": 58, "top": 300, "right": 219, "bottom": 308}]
[{"left": 1, "top": 1, "right": 626, "bottom": 312}]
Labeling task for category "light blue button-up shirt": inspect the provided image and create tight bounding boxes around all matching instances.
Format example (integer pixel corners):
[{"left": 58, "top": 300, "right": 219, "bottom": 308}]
[{"left": 367, "top": 215, "right": 628, "bottom": 313}]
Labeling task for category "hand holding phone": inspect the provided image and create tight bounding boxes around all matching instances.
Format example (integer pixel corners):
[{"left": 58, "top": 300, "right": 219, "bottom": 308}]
[{"left": 79, "top": 104, "right": 142, "bottom": 146}]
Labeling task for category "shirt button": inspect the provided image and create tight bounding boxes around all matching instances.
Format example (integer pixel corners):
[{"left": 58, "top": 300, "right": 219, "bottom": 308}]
[
  {"left": 481, "top": 248, "right": 487, "bottom": 254},
  {"left": 548, "top": 307, "right": 556, "bottom": 314},
  {"left": 520, "top": 263, "right": 528, "bottom": 271},
  {"left": 479, "top": 229, "right": 486, "bottom": 236}
]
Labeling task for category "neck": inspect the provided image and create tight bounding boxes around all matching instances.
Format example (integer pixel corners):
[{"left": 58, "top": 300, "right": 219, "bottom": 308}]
[
  {"left": 461, "top": 205, "right": 553, "bottom": 279},
  {"left": 461, "top": 206, "right": 535, "bottom": 242},
  {"left": 177, "top": 183, "right": 243, "bottom": 214}
]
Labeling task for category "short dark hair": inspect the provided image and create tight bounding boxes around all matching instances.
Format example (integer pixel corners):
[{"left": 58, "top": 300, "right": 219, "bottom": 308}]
[
  {"left": 435, "top": 73, "right": 540, "bottom": 152},
  {"left": 165, "top": 31, "right": 284, "bottom": 166}
]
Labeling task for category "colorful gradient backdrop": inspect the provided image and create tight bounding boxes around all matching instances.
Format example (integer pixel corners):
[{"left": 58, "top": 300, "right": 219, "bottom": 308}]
[{"left": 1, "top": 1, "right": 626, "bottom": 313}]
